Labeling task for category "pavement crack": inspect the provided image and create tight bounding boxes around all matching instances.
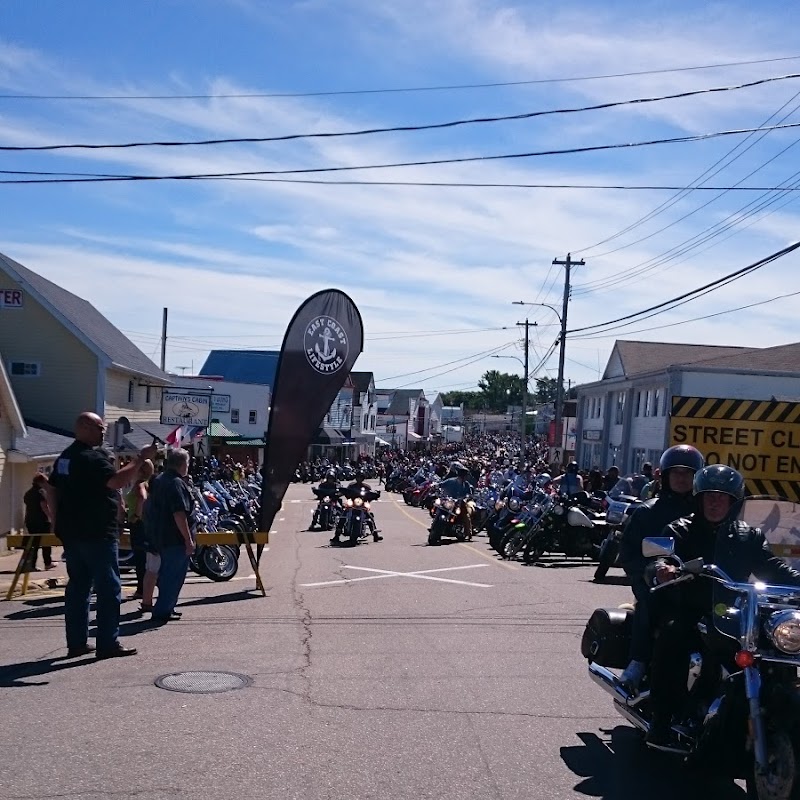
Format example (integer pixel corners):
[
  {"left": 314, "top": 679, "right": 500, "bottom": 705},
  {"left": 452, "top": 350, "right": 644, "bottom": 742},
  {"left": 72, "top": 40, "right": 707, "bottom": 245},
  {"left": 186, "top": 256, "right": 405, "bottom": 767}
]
[
  {"left": 249, "top": 684, "right": 616, "bottom": 719},
  {"left": 290, "top": 528, "right": 313, "bottom": 703}
]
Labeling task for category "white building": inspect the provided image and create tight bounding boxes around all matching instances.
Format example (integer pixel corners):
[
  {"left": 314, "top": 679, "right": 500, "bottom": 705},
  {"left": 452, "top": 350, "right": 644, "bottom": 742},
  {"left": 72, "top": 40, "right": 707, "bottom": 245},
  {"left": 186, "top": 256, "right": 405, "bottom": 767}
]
[{"left": 575, "top": 339, "right": 800, "bottom": 473}]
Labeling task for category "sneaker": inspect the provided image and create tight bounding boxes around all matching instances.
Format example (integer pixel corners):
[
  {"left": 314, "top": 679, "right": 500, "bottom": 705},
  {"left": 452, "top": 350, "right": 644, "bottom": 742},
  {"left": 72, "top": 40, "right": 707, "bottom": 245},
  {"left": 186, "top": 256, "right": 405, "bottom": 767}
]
[{"left": 618, "top": 660, "right": 646, "bottom": 695}]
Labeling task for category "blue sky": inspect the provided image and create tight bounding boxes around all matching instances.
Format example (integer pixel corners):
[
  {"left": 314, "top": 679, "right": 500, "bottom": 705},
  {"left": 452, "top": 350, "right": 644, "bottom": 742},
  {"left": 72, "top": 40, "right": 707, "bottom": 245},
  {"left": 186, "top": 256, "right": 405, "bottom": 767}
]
[{"left": 2, "top": 0, "right": 800, "bottom": 395}]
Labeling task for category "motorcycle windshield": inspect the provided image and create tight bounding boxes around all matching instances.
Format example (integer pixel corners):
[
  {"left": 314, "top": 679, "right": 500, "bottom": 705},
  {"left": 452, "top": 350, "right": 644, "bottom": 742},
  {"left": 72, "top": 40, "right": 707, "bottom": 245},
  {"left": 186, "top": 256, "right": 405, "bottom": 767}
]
[{"left": 738, "top": 496, "right": 800, "bottom": 574}]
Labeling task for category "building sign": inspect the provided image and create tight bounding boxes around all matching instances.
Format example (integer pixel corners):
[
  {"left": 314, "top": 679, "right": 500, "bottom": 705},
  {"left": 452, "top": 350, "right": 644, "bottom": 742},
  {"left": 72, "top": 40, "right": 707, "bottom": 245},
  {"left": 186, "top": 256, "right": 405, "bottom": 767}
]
[
  {"left": 583, "top": 429, "right": 602, "bottom": 441},
  {"left": 670, "top": 395, "right": 800, "bottom": 501},
  {"left": 160, "top": 391, "right": 211, "bottom": 427},
  {"left": 0, "top": 289, "right": 23, "bottom": 308},
  {"left": 211, "top": 394, "right": 231, "bottom": 413}
]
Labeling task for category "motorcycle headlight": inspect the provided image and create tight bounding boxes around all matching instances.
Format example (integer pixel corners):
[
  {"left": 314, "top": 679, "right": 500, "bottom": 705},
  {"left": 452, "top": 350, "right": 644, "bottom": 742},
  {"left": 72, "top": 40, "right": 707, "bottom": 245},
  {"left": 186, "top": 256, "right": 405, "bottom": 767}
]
[
  {"left": 345, "top": 499, "right": 354, "bottom": 508},
  {"left": 495, "top": 500, "right": 505, "bottom": 511},
  {"left": 323, "top": 496, "right": 330, "bottom": 503},
  {"left": 364, "top": 501, "right": 371, "bottom": 510},
  {"left": 766, "top": 610, "right": 800, "bottom": 654},
  {"left": 444, "top": 499, "right": 455, "bottom": 510},
  {"left": 553, "top": 505, "right": 565, "bottom": 516},
  {"left": 434, "top": 498, "right": 441, "bottom": 506},
  {"left": 455, "top": 507, "right": 461, "bottom": 515},
  {"left": 355, "top": 497, "right": 363, "bottom": 506},
  {"left": 508, "top": 498, "right": 520, "bottom": 512}
]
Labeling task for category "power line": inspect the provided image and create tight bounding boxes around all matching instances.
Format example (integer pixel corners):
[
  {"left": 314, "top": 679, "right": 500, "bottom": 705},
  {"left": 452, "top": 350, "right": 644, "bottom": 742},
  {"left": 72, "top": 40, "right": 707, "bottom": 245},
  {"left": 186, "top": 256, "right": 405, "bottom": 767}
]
[
  {"left": 571, "top": 287, "right": 800, "bottom": 340},
  {"left": 4, "top": 55, "right": 798, "bottom": 101},
  {"left": 13, "top": 170, "right": 800, "bottom": 191},
  {"left": 393, "top": 343, "right": 516, "bottom": 389},
  {"left": 574, "top": 88, "right": 800, "bottom": 255},
  {"left": 9, "top": 121, "right": 800, "bottom": 186},
  {"left": 378, "top": 342, "right": 516, "bottom": 383},
  {"left": 567, "top": 240, "right": 800, "bottom": 335},
  {"left": 6, "top": 73, "right": 799, "bottom": 153}
]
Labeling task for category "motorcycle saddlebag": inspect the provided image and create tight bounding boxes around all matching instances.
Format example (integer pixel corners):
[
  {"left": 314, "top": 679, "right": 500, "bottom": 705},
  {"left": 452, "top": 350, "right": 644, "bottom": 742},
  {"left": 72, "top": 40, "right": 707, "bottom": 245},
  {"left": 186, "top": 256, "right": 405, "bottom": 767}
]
[{"left": 580, "top": 607, "right": 633, "bottom": 669}]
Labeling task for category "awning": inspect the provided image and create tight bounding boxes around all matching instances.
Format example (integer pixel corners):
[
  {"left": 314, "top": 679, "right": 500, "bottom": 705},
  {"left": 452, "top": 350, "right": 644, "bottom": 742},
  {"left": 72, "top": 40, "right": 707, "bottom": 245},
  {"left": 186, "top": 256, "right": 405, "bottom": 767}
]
[
  {"left": 375, "top": 437, "right": 392, "bottom": 446},
  {"left": 208, "top": 421, "right": 238, "bottom": 438},
  {"left": 313, "top": 426, "right": 349, "bottom": 444},
  {"left": 223, "top": 438, "right": 266, "bottom": 446},
  {"left": 407, "top": 431, "right": 423, "bottom": 440}
]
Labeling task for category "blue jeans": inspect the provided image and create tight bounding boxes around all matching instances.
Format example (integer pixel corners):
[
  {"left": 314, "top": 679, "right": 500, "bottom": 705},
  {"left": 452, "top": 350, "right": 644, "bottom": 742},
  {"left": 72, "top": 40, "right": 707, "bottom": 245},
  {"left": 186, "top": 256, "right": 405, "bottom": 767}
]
[
  {"left": 63, "top": 538, "right": 122, "bottom": 651},
  {"left": 153, "top": 545, "right": 189, "bottom": 617}
]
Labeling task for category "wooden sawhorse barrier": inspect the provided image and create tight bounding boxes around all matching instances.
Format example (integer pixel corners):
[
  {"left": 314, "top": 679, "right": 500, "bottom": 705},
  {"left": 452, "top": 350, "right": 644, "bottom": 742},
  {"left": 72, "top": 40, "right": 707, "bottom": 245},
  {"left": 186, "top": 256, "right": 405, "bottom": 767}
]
[{"left": 4, "top": 530, "right": 270, "bottom": 600}]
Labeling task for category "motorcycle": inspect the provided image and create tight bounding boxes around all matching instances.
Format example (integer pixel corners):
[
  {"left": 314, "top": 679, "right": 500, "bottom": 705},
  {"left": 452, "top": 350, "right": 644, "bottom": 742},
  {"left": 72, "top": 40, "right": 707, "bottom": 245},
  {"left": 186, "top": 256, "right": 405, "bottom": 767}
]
[
  {"left": 310, "top": 487, "right": 340, "bottom": 531},
  {"left": 516, "top": 493, "right": 607, "bottom": 563},
  {"left": 339, "top": 486, "right": 381, "bottom": 546},
  {"left": 427, "top": 496, "right": 472, "bottom": 546},
  {"left": 584, "top": 525, "right": 800, "bottom": 799},
  {"left": 593, "top": 492, "right": 644, "bottom": 582}
]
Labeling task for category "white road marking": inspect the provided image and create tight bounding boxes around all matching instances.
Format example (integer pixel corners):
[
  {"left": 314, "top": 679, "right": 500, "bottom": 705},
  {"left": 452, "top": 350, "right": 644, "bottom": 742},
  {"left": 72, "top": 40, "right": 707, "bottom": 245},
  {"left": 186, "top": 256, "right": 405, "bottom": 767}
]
[
  {"left": 300, "top": 563, "right": 492, "bottom": 589},
  {"left": 278, "top": 517, "right": 285, "bottom": 521}
]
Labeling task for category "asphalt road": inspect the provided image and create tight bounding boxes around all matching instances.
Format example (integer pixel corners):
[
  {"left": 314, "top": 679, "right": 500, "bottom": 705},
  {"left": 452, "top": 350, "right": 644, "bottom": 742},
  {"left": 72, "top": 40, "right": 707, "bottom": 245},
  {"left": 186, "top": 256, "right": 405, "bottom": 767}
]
[{"left": 0, "top": 483, "right": 748, "bottom": 800}]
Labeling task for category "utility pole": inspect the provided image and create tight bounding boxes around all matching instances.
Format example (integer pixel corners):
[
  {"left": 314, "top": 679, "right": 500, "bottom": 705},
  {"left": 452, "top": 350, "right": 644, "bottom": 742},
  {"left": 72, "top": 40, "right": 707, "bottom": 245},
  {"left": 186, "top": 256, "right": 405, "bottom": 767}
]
[
  {"left": 515, "top": 318, "right": 530, "bottom": 446},
  {"left": 552, "top": 253, "right": 584, "bottom": 464},
  {"left": 160, "top": 307, "right": 168, "bottom": 371}
]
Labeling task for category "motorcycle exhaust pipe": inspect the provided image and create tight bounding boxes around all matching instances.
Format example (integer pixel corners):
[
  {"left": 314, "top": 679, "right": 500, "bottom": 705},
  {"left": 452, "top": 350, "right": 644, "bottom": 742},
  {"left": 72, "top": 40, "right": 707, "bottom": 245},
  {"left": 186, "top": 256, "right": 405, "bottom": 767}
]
[{"left": 587, "top": 663, "right": 649, "bottom": 732}]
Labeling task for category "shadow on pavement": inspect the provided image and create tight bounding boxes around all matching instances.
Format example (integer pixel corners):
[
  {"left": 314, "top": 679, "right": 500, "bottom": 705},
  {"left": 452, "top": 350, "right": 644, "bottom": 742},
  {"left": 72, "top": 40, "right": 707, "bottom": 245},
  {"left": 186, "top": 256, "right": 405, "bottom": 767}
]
[
  {"left": 177, "top": 589, "right": 262, "bottom": 608},
  {"left": 585, "top": 575, "right": 630, "bottom": 587},
  {"left": 561, "top": 728, "right": 746, "bottom": 798},
  {"left": 0, "top": 654, "right": 95, "bottom": 688}
]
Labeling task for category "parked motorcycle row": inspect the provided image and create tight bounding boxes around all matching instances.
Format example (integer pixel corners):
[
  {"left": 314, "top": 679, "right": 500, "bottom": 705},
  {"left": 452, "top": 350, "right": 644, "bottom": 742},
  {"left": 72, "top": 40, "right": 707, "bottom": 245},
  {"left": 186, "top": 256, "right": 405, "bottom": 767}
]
[
  {"left": 119, "top": 474, "right": 262, "bottom": 582},
  {"left": 381, "top": 450, "right": 800, "bottom": 797}
]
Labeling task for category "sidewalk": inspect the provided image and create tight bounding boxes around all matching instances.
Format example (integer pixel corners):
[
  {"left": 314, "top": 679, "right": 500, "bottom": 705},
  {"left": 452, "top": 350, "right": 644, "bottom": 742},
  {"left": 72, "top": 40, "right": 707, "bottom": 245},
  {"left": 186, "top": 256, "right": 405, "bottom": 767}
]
[{"left": 0, "top": 546, "right": 71, "bottom": 599}]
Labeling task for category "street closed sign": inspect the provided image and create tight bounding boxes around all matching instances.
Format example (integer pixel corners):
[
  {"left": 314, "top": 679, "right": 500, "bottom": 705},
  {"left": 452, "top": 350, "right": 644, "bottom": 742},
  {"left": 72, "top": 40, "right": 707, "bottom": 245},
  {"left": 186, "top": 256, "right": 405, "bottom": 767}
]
[{"left": 670, "top": 396, "right": 800, "bottom": 500}]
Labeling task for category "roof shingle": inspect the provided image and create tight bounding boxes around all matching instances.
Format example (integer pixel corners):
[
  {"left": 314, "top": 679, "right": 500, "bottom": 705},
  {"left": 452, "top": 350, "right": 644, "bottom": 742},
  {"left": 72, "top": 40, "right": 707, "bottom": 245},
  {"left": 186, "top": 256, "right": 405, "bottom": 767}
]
[{"left": 610, "top": 340, "right": 754, "bottom": 378}]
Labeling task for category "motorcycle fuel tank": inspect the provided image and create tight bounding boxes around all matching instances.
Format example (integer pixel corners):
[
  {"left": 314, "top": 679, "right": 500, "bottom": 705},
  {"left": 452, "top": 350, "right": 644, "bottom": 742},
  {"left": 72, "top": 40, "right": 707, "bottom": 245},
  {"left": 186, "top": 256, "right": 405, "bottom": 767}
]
[{"left": 567, "top": 507, "right": 594, "bottom": 528}]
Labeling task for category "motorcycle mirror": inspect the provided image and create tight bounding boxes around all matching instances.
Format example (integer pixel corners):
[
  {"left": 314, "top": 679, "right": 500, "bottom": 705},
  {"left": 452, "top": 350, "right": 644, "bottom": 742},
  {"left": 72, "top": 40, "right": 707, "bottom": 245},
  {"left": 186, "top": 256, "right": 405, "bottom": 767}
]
[{"left": 642, "top": 536, "right": 676, "bottom": 558}]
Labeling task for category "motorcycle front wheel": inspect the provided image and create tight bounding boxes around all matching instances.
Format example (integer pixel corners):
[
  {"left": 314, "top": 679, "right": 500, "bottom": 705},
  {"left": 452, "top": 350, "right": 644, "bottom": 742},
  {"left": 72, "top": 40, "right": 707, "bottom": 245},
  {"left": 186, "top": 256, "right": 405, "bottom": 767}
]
[
  {"left": 593, "top": 537, "right": 619, "bottom": 582},
  {"left": 746, "top": 724, "right": 800, "bottom": 800},
  {"left": 200, "top": 545, "right": 239, "bottom": 581},
  {"left": 522, "top": 533, "right": 546, "bottom": 564}
]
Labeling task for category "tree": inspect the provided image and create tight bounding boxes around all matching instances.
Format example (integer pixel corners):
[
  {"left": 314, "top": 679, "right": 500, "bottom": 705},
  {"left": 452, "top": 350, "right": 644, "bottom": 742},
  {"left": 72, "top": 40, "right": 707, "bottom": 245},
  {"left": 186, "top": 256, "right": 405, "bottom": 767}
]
[
  {"left": 439, "top": 390, "right": 481, "bottom": 408},
  {"left": 533, "top": 376, "right": 562, "bottom": 404},
  {"left": 477, "top": 370, "right": 525, "bottom": 411}
]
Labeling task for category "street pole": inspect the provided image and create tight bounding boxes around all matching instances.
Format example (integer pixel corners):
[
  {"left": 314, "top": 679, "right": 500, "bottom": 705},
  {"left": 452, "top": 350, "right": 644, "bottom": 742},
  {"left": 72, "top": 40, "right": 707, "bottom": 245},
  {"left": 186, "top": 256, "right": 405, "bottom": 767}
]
[
  {"left": 552, "top": 253, "right": 584, "bottom": 464},
  {"left": 514, "top": 318, "right": 530, "bottom": 447}
]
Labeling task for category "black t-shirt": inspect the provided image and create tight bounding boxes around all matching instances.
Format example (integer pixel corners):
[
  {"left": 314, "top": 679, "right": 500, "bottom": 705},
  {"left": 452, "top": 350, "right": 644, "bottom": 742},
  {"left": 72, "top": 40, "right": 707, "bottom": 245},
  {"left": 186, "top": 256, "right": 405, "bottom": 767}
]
[
  {"left": 49, "top": 441, "right": 118, "bottom": 541},
  {"left": 145, "top": 469, "right": 196, "bottom": 549},
  {"left": 23, "top": 486, "right": 50, "bottom": 533}
]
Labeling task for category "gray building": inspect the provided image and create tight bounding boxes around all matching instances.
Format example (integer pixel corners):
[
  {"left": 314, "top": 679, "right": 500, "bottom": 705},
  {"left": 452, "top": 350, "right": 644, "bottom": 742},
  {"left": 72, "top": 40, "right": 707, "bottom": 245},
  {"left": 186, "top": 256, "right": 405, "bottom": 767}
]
[{"left": 575, "top": 339, "right": 800, "bottom": 473}]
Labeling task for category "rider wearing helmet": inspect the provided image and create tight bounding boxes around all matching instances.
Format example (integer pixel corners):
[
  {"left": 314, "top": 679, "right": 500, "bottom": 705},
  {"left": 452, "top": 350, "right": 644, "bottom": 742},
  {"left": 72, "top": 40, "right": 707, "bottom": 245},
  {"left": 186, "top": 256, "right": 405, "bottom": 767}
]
[
  {"left": 617, "top": 445, "right": 705, "bottom": 694},
  {"left": 645, "top": 464, "right": 800, "bottom": 751},
  {"left": 438, "top": 463, "right": 475, "bottom": 539},
  {"left": 330, "top": 469, "right": 382, "bottom": 545}
]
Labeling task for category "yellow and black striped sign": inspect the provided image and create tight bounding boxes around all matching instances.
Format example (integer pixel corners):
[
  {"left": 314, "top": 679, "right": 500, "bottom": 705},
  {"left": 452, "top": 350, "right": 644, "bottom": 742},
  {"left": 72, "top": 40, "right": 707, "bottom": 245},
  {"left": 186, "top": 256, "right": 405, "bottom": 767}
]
[{"left": 670, "top": 396, "right": 800, "bottom": 502}]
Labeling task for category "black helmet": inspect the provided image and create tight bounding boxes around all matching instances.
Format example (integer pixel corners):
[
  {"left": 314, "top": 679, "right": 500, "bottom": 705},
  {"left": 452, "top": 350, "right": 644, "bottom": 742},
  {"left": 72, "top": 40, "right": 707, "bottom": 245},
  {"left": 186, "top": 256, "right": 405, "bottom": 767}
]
[
  {"left": 326, "top": 469, "right": 336, "bottom": 480},
  {"left": 659, "top": 445, "right": 704, "bottom": 474},
  {"left": 355, "top": 470, "right": 365, "bottom": 481},
  {"left": 693, "top": 465, "right": 745, "bottom": 501},
  {"left": 566, "top": 461, "right": 579, "bottom": 474}
]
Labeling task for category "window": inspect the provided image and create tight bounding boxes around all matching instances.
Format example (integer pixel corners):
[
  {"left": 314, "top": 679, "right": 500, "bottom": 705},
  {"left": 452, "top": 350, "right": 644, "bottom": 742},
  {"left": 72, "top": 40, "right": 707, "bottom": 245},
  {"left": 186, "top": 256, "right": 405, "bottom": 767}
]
[
  {"left": 249, "top": 410, "right": 257, "bottom": 424},
  {"left": 644, "top": 390, "right": 653, "bottom": 417},
  {"left": 146, "top": 385, "right": 151, "bottom": 404},
  {"left": 128, "top": 380, "right": 134, "bottom": 403},
  {"left": 596, "top": 397, "right": 602, "bottom": 419},
  {"left": 231, "top": 409, "right": 240, "bottom": 423},
  {"left": 9, "top": 361, "right": 40, "bottom": 376},
  {"left": 615, "top": 392, "right": 626, "bottom": 425},
  {"left": 653, "top": 388, "right": 662, "bottom": 417},
  {"left": 635, "top": 391, "right": 641, "bottom": 417}
]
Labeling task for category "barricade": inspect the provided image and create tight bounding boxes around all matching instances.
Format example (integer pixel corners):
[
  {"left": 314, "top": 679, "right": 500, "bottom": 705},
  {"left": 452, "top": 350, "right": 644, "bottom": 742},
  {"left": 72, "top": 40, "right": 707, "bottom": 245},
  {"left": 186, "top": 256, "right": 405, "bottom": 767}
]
[{"left": 4, "top": 530, "right": 269, "bottom": 600}]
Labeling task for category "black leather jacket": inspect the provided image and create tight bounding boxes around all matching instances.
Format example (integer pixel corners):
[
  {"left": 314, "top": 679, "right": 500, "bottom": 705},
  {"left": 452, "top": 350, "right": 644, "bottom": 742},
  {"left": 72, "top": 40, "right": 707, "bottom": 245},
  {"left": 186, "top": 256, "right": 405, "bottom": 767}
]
[
  {"left": 650, "top": 515, "right": 800, "bottom": 618},
  {"left": 619, "top": 491, "right": 695, "bottom": 589}
]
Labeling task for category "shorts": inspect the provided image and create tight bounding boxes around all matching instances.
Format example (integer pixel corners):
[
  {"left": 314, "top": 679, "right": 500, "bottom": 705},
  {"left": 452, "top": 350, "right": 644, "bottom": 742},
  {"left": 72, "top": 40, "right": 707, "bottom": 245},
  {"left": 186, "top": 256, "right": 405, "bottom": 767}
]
[{"left": 145, "top": 552, "right": 162, "bottom": 573}]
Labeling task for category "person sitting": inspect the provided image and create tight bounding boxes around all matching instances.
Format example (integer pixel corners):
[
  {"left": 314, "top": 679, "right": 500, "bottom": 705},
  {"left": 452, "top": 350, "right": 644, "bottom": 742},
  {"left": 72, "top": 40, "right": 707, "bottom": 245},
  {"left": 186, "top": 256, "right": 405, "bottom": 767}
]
[
  {"left": 438, "top": 463, "right": 475, "bottom": 539},
  {"left": 311, "top": 470, "right": 339, "bottom": 529},
  {"left": 330, "top": 471, "right": 382, "bottom": 545},
  {"left": 644, "top": 464, "right": 800, "bottom": 751},
  {"left": 552, "top": 461, "right": 583, "bottom": 496}
]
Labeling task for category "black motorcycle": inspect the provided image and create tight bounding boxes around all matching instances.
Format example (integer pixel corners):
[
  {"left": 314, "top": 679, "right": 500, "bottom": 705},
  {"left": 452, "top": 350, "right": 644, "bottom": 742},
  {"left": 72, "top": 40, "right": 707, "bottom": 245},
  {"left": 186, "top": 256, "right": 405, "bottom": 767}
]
[
  {"left": 311, "top": 487, "right": 340, "bottom": 531},
  {"left": 585, "top": 528, "right": 800, "bottom": 798},
  {"left": 427, "top": 496, "right": 471, "bottom": 546},
  {"left": 339, "top": 486, "right": 381, "bottom": 546}
]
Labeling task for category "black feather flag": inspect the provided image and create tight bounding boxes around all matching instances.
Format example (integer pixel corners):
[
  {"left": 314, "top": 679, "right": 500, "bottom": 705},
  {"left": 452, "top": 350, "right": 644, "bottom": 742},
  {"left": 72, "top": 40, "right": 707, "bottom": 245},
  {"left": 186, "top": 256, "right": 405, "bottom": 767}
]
[{"left": 259, "top": 289, "right": 364, "bottom": 535}]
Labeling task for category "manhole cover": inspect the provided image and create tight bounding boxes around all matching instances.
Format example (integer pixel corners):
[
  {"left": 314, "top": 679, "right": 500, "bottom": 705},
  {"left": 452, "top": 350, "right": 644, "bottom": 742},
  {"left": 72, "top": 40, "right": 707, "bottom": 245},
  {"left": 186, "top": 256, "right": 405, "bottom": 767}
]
[{"left": 154, "top": 671, "right": 252, "bottom": 694}]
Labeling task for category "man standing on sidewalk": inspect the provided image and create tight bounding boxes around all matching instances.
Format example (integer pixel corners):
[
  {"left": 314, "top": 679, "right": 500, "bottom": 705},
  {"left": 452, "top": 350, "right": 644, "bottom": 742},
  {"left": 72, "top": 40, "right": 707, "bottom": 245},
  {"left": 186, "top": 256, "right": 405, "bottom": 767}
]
[
  {"left": 145, "top": 448, "right": 196, "bottom": 624},
  {"left": 48, "top": 412, "right": 157, "bottom": 659}
]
